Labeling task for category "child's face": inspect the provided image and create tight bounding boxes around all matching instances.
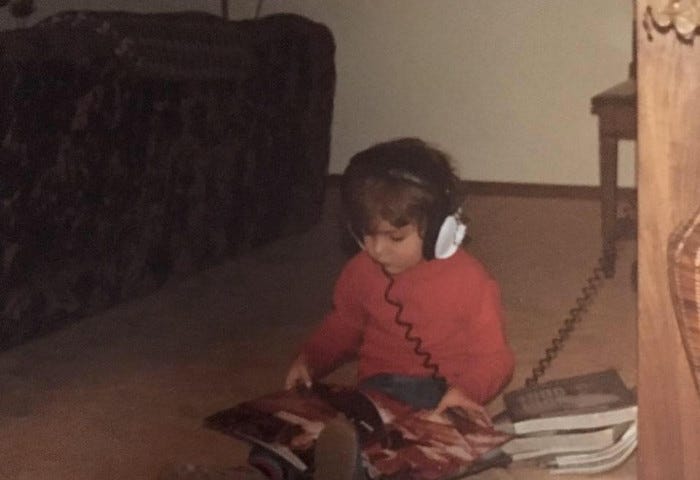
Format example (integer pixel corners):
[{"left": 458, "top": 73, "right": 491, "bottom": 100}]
[{"left": 361, "top": 219, "right": 425, "bottom": 274}]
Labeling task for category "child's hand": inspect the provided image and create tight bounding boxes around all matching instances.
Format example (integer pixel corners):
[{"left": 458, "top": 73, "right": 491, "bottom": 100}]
[
  {"left": 284, "top": 354, "right": 313, "bottom": 390},
  {"left": 431, "top": 386, "right": 493, "bottom": 428}
]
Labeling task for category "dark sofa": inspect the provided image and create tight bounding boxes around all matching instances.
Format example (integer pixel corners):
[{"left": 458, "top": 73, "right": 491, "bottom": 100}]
[{"left": 0, "top": 11, "right": 335, "bottom": 348}]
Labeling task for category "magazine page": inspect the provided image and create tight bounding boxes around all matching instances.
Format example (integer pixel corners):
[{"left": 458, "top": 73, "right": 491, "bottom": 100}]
[
  {"left": 360, "top": 390, "right": 512, "bottom": 480},
  {"left": 205, "top": 383, "right": 513, "bottom": 480},
  {"left": 205, "top": 387, "right": 338, "bottom": 471}
]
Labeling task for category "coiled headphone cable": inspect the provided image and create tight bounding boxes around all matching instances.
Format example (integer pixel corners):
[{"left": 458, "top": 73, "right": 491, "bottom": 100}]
[
  {"left": 524, "top": 256, "right": 606, "bottom": 387},
  {"left": 524, "top": 200, "right": 636, "bottom": 387},
  {"left": 383, "top": 270, "right": 443, "bottom": 380}
]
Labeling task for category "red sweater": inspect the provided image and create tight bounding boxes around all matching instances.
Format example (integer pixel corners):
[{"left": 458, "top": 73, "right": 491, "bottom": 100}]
[{"left": 300, "top": 249, "right": 514, "bottom": 404}]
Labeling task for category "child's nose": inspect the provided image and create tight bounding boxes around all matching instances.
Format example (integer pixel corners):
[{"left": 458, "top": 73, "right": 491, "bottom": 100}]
[
  {"left": 364, "top": 235, "right": 390, "bottom": 259},
  {"left": 364, "top": 235, "right": 387, "bottom": 258}
]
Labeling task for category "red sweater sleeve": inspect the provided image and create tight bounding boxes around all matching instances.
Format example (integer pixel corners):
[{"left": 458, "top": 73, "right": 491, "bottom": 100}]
[
  {"left": 299, "top": 260, "right": 365, "bottom": 379},
  {"left": 444, "top": 279, "right": 514, "bottom": 404}
]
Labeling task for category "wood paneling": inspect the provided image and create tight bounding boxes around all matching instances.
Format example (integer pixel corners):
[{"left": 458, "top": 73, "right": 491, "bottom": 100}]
[{"left": 637, "top": 2, "right": 700, "bottom": 478}]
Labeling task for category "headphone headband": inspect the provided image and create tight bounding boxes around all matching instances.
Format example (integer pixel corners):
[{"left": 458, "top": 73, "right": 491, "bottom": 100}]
[{"left": 386, "top": 168, "right": 435, "bottom": 190}]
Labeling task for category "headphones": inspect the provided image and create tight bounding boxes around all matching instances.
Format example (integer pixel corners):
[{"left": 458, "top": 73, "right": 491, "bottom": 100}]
[{"left": 342, "top": 139, "right": 468, "bottom": 260}]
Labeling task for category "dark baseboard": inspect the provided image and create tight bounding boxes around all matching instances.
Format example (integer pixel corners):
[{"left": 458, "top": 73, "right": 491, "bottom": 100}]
[
  {"left": 326, "top": 174, "right": 636, "bottom": 201},
  {"left": 461, "top": 180, "right": 637, "bottom": 201}
]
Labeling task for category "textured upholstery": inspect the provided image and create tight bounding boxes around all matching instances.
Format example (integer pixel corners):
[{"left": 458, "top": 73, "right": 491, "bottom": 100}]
[{"left": 0, "top": 11, "right": 335, "bottom": 348}]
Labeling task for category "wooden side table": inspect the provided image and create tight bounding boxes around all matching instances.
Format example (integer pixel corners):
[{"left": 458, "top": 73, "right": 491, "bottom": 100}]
[{"left": 590, "top": 79, "right": 637, "bottom": 278}]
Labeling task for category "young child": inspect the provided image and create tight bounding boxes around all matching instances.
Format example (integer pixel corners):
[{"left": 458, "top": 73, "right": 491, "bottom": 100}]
[{"left": 285, "top": 138, "right": 515, "bottom": 477}]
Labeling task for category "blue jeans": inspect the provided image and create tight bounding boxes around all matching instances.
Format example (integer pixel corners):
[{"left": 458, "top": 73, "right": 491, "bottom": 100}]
[{"left": 359, "top": 373, "right": 447, "bottom": 409}]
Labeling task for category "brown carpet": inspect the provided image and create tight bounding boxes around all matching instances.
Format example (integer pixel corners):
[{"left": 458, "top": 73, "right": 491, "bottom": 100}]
[{"left": 0, "top": 187, "right": 637, "bottom": 480}]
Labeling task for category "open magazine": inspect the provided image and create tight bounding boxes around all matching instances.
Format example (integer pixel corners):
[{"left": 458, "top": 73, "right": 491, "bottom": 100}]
[{"left": 205, "top": 383, "right": 513, "bottom": 480}]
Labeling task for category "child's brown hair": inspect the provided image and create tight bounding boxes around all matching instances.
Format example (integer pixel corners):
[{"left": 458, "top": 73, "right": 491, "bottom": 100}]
[{"left": 340, "top": 137, "right": 465, "bottom": 259}]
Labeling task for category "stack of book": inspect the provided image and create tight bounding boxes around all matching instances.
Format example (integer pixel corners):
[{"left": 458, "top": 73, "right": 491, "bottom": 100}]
[{"left": 494, "top": 369, "right": 638, "bottom": 474}]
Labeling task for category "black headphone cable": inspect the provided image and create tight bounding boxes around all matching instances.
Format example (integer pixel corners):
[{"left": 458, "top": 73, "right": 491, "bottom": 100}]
[{"left": 382, "top": 269, "right": 443, "bottom": 381}]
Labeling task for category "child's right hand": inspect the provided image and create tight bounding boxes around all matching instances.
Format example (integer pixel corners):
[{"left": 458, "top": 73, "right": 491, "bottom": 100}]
[{"left": 284, "top": 354, "right": 313, "bottom": 389}]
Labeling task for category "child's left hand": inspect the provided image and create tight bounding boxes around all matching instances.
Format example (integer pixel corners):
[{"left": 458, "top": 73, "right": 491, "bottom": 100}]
[{"left": 431, "top": 386, "right": 493, "bottom": 428}]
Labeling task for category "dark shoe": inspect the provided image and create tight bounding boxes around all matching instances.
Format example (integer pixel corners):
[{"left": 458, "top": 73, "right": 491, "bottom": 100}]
[{"left": 313, "top": 415, "right": 363, "bottom": 480}]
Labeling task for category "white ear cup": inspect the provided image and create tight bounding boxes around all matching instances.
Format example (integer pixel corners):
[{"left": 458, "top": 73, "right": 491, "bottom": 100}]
[{"left": 434, "top": 214, "right": 467, "bottom": 259}]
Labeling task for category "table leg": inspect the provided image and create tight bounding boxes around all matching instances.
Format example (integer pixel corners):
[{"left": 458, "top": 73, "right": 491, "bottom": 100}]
[{"left": 599, "top": 135, "right": 618, "bottom": 278}]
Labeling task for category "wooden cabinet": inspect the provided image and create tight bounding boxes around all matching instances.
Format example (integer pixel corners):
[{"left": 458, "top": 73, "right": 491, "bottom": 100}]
[{"left": 636, "top": 1, "right": 700, "bottom": 478}]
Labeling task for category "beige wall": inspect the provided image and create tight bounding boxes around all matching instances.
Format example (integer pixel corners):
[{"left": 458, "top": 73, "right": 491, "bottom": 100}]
[{"left": 1, "top": 0, "right": 635, "bottom": 186}]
